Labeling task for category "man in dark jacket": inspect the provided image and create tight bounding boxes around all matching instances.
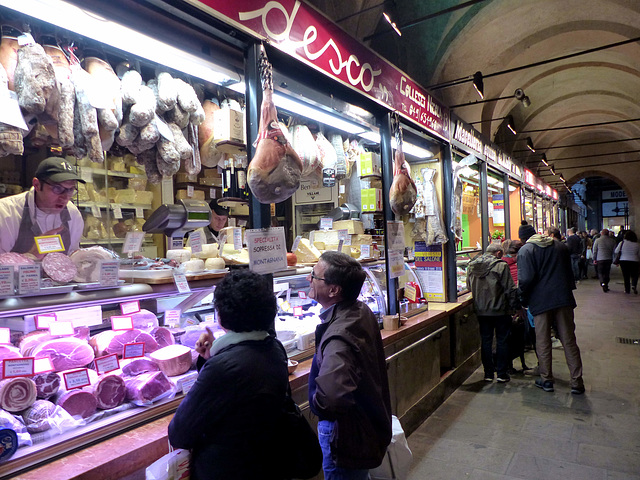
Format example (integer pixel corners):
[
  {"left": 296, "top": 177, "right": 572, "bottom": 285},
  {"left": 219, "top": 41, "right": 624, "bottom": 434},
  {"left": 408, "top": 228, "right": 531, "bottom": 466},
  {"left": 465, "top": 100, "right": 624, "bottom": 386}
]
[
  {"left": 308, "top": 251, "right": 392, "bottom": 479},
  {"left": 467, "top": 244, "right": 521, "bottom": 383},
  {"left": 565, "top": 227, "right": 583, "bottom": 282},
  {"left": 518, "top": 227, "right": 585, "bottom": 394}
]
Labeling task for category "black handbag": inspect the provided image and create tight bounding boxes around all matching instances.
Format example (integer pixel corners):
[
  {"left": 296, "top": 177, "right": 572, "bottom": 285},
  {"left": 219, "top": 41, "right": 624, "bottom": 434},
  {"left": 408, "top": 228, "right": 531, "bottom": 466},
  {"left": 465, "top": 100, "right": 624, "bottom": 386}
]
[{"left": 278, "top": 385, "right": 323, "bottom": 480}]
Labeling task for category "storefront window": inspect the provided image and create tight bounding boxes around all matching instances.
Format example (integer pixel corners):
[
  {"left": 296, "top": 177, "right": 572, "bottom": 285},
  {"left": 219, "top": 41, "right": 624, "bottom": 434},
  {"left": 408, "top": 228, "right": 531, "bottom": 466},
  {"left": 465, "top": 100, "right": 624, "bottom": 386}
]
[
  {"left": 509, "top": 181, "right": 521, "bottom": 240},
  {"left": 536, "top": 195, "right": 544, "bottom": 233},
  {"left": 523, "top": 188, "right": 535, "bottom": 227},
  {"left": 454, "top": 162, "right": 482, "bottom": 250},
  {"left": 487, "top": 169, "right": 505, "bottom": 243}
]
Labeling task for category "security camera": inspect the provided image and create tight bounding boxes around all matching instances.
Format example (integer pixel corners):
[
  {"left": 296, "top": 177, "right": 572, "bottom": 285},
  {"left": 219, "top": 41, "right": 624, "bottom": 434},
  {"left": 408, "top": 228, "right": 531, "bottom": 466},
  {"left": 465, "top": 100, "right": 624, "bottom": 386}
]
[{"left": 514, "top": 88, "right": 525, "bottom": 100}]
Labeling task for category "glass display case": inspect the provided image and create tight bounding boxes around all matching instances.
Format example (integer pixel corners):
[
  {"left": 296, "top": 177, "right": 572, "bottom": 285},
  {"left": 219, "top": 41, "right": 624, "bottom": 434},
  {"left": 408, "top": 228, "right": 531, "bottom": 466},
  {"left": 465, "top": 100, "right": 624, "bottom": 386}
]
[{"left": 455, "top": 249, "right": 482, "bottom": 295}]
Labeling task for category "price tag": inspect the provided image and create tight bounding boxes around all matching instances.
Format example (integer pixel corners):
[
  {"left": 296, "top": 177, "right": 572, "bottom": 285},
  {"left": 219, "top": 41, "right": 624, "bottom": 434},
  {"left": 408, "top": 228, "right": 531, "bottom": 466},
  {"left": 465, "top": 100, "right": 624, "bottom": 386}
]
[
  {"left": 95, "top": 354, "right": 120, "bottom": 374},
  {"left": 111, "top": 315, "right": 133, "bottom": 330},
  {"left": 203, "top": 313, "right": 216, "bottom": 323},
  {"left": 0, "top": 265, "right": 14, "bottom": 296},
  {"left": 123, "top": 342, "right": 145, "bottom": 359},
  {"left": 63, "top": 369, "right": 91, "bottom": 390},
  {"left": 18, "top": 264, "right": 40, "bottom": 295},
  {"left": 171, "top": 237, "right": 184, "bottom": 249},
  {"left": 80, "top": 167, "right": 93, "bottom": 183},
  {"left": 0, "top": 90, "right": 28, "bottom": 130},
  {"left": 405, "top": 284, "right": 417, "bottom": 302},
  {"left": 100, "top": 260, "right": 119, "bottom": 287},
  {"left": 182, "top": 376, "right": 197, "bottom": 395},
  {"left": 339, "top": 184, "right": 346, "bottom": 194},
  {"left": 0, "top": 327, "right": 10, "bottom": 344},
  {"left": 293, "top": 306, "right": 303, "bottom": 317},
  {"left": 245, "top": 226, "right": 288, "bottom": 275},
  {"left": 389, "top": 250, "right": 404, "bottom": 279},
  {"left": 320, "top": 218, "right": 333, "bottom": 230},
  {"left": 299, "top": 291, "right": 307, "bottom": 300},
  {"left": 155, "top": 115, "right": 174, "bottom": 141},
  {"left": 135, "top": 207, "right": 144, "bottom": 218},
  {"left": 210, "top": 188, "right": 216, "bottom": 199},
  {"left": 34, "top": 235, "right": 65, "bottom": 254},
  {"left": 34, "top": 357, "right": 54, "bottom": 374},
  {"left": 292, "top": 235, "right": 302, "bottom": 253},
  {"left": 228, "top": 217, "right": 237, "bottom": 227},
  {"left": 120, "top": 300, "right": 141, "bottom": 315},
  {"left": 187, "top": 185, "right": 194, "bottom": 198},
  {"left": 91, "top": 204, "right": 102, "bottom": 217},
  {"left": 49, "top": 321, "right": 74, "bottom": 336},
  {"left": 164, "top": 309, "right": 181, "bottom": 328},
  {"left": 173, "top": 273, "right": 191, "bottom": 293},
  {"left": 233, "top": 228, "right": 243, "bottom": 250},
  {"left": 190, "top": 230, "right": 203, "bottom": 255},
  {"left": 361, "top": 245, "right": 371, "bottom": 258},
  {"left": 123, "top": 231, "right": 145, "bottom": 254},
  {"left": 3, "top": 357, "right": 34, "bottom": 378},
  {"left": 112, "top": 204, "right": 123, "bottom": 219}
]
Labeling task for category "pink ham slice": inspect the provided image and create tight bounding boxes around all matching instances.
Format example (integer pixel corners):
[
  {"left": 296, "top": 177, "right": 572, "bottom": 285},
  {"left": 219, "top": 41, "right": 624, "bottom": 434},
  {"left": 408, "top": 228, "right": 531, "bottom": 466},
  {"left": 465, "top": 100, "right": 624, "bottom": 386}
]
[
  {"left": 55, "top": 389, "right": 97, "bottom": 419},
  {"left": 19, "top": 327, "right": 91, "bottom": 356},
  {"left": 33, "top": 372, "right": 61, "bottom": 399},
  {"left": 150, "top": 327, "right": 175, "bottom": 348},
  {"left": 389, "top": 122, "right": 417, "bottom": 216},
  {"left": 0, "top": 377, "right": 37, "bottom": 412},
  {"left": 0, "top": 345, "right": 21, "bottom": 380},
  {"left": 130, "top": 309, "right": 159, "bottom": 330},
  {"left": 88, "top": 373, "right": 126, "bottom": 410},
  {"left": 247, "top": 49, "right": 302, "bottom": 204},
  {"left": 42, "top": 252, "right": 77, "bottom": 283},
  {"left": 125, "top": 371, "right": 173, "bottom": 406},
  {"left": 120, "top": 357, "right": 160, "bottom": 377},
  {"left": 31, "top": 337, "right": 95, "bottom": 372},
  {"left": 90, "top": 329, "right": 159, "bottom": 357}
]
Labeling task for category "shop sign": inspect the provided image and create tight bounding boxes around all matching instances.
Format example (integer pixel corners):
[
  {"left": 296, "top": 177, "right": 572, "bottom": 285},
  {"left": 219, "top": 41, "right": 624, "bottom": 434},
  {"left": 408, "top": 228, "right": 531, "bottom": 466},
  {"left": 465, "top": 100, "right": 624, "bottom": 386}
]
[
  {"left": 536, "top": 180, "right": 545, "bottom": 193},
  {"left": 523, "top": 169, "right": 536, "bottom": 187},
  {"left": 453, "top": 120, "right": 483, "bottom": 155},
  {"left": 192, "top": 0, "right": 449, "bottom": 139},
  {"left": 602, "top": 189, "right": 626, "bottom": 200},
  {"left": 545, "top": 185, "right": 552, "bottom": 197},
  {"left": 552, "top": 189, "right": 559, "bottom": 200},
  {"left": 413, "top": 242, "right": 444, "bottom": 302}
]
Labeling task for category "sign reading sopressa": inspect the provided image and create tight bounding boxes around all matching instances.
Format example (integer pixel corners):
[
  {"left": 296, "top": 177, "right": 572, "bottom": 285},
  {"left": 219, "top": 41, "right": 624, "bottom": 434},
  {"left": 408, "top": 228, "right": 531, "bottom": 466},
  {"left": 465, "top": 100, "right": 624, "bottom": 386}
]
[{"left": 189, "top": 0, "right": 449, "bottom": 140}]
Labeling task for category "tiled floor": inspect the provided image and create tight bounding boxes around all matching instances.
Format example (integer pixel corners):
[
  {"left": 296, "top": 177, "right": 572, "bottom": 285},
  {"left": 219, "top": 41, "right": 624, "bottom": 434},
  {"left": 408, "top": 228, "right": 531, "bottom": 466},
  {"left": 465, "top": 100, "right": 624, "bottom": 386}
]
[{"left": 406, "top": 266, "right": 640, "bottom": 480}]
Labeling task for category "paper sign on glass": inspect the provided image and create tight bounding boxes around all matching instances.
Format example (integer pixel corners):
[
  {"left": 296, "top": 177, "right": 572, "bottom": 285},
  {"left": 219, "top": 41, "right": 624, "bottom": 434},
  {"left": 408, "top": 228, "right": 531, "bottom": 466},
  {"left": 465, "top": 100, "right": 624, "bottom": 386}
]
[
  {"left": 95, "top": 354, "right": 120, "bottom": 374},
  {"left": 34, "top": 235, "right": 65, "bottom": 254},
  {"left": 123, "top": 342, "right": 145, "bottom": 359},
  {"left": 63, "top": 369, "right": 91, "bottom": 390},
  {"left": 164, "top": 309, "right": 181, "bottom": 328},
  {"left": 123, "top": 232, "right": 144, "bottom": 254},
  {"left": 34, "top": 357, "right": 54, "bottom": 374},
  {"left": 389, "top": 250, "right": 405, "bottom": 279},
  {"left": 387, "top": 221, "right": 406, "bottom": 252},
  {"left": 49, "top": 321, "right": 74, "bottom": 336},
  {"left": 190, "top": 229, "right": 203, "bottom": 255},
  {"left": 18, "top": 264, "right": 40, "bottom": 295},
  {"left": 36, "top": 313, "right": 57, "bottom": 329},
  {"left": 100, "top": 260, "right": 119, "bottom": 287},
  {"left": 245, "top": 227, "right": 287, "bottom": 275},
  {"left": 0, "top": 327, "right": 11, "bottom": 344},
  {"left": 0, "top": 265, "right": 13, "bottom": 296},
  {"left": 120, "top": 301, "right": 141, "bottom": 315},
  {"left": 3, "top": 358, "right": 35, "bottom": 378},
  {"left": 173, "top": 273, "right": 191, "bottom": 293},
  {"left": 111, "top": 315, "right": 133, "bottom": 331}
]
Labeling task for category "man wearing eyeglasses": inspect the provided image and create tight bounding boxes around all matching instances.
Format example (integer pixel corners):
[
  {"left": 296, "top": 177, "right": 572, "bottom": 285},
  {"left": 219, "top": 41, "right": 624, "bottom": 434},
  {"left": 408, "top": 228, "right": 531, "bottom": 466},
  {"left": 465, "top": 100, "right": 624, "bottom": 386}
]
[
  {"left": 0, "top": 157, "right": 85, "bottom": 256},
  {"left": 307, "top": 251, "right": 392, "bottom": 479}
]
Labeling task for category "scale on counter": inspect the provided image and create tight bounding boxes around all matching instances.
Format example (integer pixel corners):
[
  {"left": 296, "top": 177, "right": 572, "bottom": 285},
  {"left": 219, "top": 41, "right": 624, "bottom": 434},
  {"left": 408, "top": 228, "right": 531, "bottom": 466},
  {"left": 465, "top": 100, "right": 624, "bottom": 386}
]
[{"left": 143, "top": 199, "right": 211, "bottom": 246}]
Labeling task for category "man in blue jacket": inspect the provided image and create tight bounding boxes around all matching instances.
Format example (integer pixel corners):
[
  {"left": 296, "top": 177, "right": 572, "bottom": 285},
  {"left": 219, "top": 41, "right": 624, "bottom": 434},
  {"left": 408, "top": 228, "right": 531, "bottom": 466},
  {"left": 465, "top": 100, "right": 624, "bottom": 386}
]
[
  {"left": 517, "top": 224, "right": 585, "bottom": 394},
  {"left": 307, "top": 251, "right": 392, "bottom": 479}
]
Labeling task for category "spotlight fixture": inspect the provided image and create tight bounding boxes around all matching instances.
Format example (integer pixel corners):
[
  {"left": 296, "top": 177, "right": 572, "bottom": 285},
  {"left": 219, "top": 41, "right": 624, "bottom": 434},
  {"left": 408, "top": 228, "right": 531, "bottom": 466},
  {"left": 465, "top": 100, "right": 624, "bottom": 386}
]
[
  {"left": 514, "top": 88, "right": 531, "bottom": 108},
  {"left": 549, "top": 165, "right": 556, "bottom": 175},
  {"left": 540, "top": 153, "right": 548, "bottom": 166},
  {"left": 526, "top": 137, "right": 535, "bottom": 152},
  {"left": 521, "top": 95, "right": 531, "bottom": 107},
  {"left": 559, "top": 174, "right": 565, "bottom": 182},
  {"left": 506, "top": 115, "right": 516, "bottom": 134},
  {"left": 383, "top": 12, "right": 402, "bottom": 36},
  {"left": 472, "top": 71, "right": 484, "bottom": 99}
]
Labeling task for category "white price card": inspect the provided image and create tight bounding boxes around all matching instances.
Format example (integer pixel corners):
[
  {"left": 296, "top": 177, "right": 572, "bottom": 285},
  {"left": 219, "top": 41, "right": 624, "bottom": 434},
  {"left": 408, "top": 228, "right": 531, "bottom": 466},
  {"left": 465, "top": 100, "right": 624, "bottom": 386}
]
[
  {"left": 112, "top": 204, "right": 123, "bottom": 219},
  {"left": 120, "top": 300, "right": 141, "bottom": 315},
  {"left": 91, "top": 204, "right": 102, "bottom": 218},
  {"left": 361, "top": 245, "right": 371, "bottom": 258},
  {"left": 292, "top": 235, "right": 302, "bottom": 253},
  {"left": 190, "top": 230, "right": 203, "bottom": 255},
  {"left": 164, "top": 309, "right": 181, "bottom": 328},
  {"left": 233, "top": 227, "right": 243, "bottom": 250},
  {"left": 111, "top": 315, "right": 133, "bottom": 331},
  {"left": 389, "top": 250, "right": 405, "bottom": 279},
  {"left": 123, "top": 231, "right": 145, "bottom": 254},
  {"left": 3, "top": 357, "right": 34, "bottom": 378},
  {"left": 320, "top": 218, "right": 333, "bottom": 230},
  {"left": 95, "top": 354, "right": 120, "bottom": 375},
  {"left": 0, "top": 90, "right": 28, "bottom": 130},
  {"left": 0, "top": 327, "right": 10, "bottom": 345},
  {"left": 18, "top": 264, "right": 40, "bottom": 295},
  {"left": 34, "top": 235, "right": 64, "bottom": 254},
  {"left": 135, "top": 207, "right": 144, "bottom": 218},
  {"left": 173, "top": 273, "right": 191, "bottom": 293},
  {"left": 339, "top": 184, "right": 346, "bottom": 194},
  {"left": 210, "top": 188, "right": 217, "bottom": 199},
  {"left": 123, "top": 342, "right": 145, "bottom": 359},
  {"left": 182, "top": 376, "right": 197, "bottom": 395},
  {"left": 63, "top": 369, "right": 91, "bottom": 390},
  {"left": 34, "top": 357, "right": 54, "bottom": 374},
  {"left": 299, "top": 291, "right": 307, "bottom": 299},
  {"left": 171, "top": 237, "right": 184, "bottom": 249},
  {"left": 100, "top": 260, "right": 120, "bottom": 287},
  {"left": 187, "top": 185, "right": 194, "bottom": 197},
  {"left": 293, "top": 306, "right": 303, "bottom": 317},
  {"left": 245, "top": 226, "right": 287, "bottom": 275},
  {"left": 0, "top": 265, "right": 14, "bottom": 296},
  {"left": 386, "top": 220, "right": 406, "bottom": 252},
  {"left": 49, "top": 321, "right": 74, "bottom": 337}
]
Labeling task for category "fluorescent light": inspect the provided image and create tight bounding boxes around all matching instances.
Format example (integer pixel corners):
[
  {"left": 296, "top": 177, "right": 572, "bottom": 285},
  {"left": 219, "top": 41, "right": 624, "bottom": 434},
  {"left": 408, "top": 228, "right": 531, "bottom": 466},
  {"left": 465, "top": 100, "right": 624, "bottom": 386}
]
[
  {"left": 358, "top": 131, "right": 433, "bottom": 159},
  {"left": 228, "top": 81, "right": 246, "bottom": 94},
  {"left": 273, "top": 93, "right": 366, "bottom": 135},
  {"left": 383, "top": 13, "right": 402, "bottom": 36},
  {"left": 3, "top": 0, "right": 236, "bottom": 86}
]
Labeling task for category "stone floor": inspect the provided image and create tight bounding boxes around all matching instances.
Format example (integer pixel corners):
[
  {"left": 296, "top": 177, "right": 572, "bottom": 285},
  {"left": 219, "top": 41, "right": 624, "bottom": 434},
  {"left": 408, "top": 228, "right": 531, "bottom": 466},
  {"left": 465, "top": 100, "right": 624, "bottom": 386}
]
[{"left": 406, "top": 266, "right": 640, "bottom": 480}]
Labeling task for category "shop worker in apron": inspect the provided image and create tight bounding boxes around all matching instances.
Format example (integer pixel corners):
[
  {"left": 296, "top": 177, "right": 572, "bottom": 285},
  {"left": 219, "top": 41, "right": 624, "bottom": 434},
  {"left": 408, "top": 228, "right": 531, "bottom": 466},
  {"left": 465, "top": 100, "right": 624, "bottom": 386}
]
[
  {"left": 0, "top": 157, "right": 85, "bottom": 256},
  {"left": 185, "top": 198, "right": 229, "bottom": 245}
]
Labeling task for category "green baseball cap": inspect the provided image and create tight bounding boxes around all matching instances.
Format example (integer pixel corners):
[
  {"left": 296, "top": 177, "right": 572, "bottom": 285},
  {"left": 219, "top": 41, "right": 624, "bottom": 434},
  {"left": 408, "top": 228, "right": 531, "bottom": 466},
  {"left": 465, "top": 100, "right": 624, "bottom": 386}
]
[{"left": 35, "top": 157, "right": 86, "bottom": 184}]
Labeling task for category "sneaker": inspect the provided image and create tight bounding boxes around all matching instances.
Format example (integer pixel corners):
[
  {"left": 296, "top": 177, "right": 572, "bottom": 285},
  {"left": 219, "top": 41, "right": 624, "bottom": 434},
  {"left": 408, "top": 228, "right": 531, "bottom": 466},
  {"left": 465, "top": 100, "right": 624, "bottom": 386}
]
[
  {"left": 524, "top": 366, "right": 540, "bottom": 376},
  {"left": 497, "top": 374, "right": 511, "bottom": 383},
  {"left": 535, "top": 378, "right": 554, "bottom": 392},
  {"left": 551, "top": 338, "right": 563, "bottom": 349},
  {"left": 484, "top": 375, "right": 494, "bottom": 382},
  {"left": 571, "top": 386, "right": 585, "bottom": 395}
]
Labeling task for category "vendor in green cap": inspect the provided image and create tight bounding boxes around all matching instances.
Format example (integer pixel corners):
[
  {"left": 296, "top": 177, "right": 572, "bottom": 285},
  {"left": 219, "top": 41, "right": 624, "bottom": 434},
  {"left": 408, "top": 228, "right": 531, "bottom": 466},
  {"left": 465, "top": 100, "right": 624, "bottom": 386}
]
[{"left": 0, "top": 157, "right": 85, "bottom": 255}]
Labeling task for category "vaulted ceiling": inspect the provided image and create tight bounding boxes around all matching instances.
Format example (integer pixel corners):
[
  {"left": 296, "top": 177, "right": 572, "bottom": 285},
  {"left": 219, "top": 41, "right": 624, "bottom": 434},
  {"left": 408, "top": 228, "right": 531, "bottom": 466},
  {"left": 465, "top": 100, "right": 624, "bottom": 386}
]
[{"left": 307, "top": 0, "right": 640, "bottom": 197}]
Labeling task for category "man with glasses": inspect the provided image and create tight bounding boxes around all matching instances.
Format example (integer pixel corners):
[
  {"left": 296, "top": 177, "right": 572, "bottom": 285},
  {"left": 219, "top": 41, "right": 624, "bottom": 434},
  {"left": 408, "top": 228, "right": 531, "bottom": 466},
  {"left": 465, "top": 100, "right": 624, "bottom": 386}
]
[
  {"left": 0, "top": 157, "right": 85, "bottom": 255},
  {"left": 307, "top": 251, "right": 392, "bottom": 480}
]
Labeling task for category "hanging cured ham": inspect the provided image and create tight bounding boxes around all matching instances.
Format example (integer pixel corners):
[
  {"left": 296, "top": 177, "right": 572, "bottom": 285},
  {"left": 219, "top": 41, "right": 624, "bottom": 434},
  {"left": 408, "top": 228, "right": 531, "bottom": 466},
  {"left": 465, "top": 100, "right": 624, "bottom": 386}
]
[
  {"left": 247, "top": 47, "right": 302, "bottom": 204},
  {"left": 389, "top": 118, "right": 417, "bottom": 216}
]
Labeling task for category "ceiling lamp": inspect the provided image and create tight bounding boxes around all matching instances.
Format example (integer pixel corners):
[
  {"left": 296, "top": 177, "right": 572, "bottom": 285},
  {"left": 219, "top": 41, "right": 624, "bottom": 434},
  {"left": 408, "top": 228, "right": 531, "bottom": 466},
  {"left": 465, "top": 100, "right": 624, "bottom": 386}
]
[
  {"left": 382, "top": 12, "right": 402, "bottom": 36},
  {"left": 540, "top": 154, "right": 548, "bottom": 166},
  {"left": 514, "top": 89, "right": 531, "bottom": 107},
  {"left": 526, "top": 138, "right": 536, "bottom": 152},
  {"left": 450, "top": 87, "right": 532, "bottom": 109},
  {"left": 549, "top": 165, "right": 556, "bottom": 175},
  {"left": 472, "top": 71, "right": 484, "bottom": 99},
  {"left": 506, "top": 115, "right": 516, "bottom": 134}
]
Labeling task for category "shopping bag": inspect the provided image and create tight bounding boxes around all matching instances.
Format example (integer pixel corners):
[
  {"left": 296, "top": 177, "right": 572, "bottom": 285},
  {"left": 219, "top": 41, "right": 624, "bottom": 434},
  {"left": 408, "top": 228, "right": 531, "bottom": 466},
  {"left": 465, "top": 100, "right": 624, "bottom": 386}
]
[
  {"left": 370, "top": 415, "right": 413, "bottom": 480},
  {"left": 145, "top": 448, "right": 190, "bottom": 480}
]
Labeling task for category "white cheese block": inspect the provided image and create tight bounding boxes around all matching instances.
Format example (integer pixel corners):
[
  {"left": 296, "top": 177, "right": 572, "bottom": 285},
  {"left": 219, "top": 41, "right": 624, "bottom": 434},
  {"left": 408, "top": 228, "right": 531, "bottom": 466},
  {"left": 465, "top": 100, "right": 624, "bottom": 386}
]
[
  {"left": 191, "top": 243, "right": 219, "bottom": 259},
  {"left": 205, "top": 257, "right": 225, "bottom": 270},
  {"left": 221, "top": 245, "right": 250, "bottom": 264},
  {"left": 333, "top": 220, "right": 364, "bottom": 235},
  {"left": 183, "top": 258, "right": 205, "bottom": 272},
  {"left": 310, "top": 229, "right": 340, "bottom": 245},
  {"left": 294, "top": 238, "right": 321, "bottom": 263},
  {"left": 166, "top": 249, "right": 192, "bottom": 263},
  {"left": 148, "top": 344, "right": 192, "bottom": 377},
  {"left": 350, "top": 234, "right": 373, "bottom": 245}
]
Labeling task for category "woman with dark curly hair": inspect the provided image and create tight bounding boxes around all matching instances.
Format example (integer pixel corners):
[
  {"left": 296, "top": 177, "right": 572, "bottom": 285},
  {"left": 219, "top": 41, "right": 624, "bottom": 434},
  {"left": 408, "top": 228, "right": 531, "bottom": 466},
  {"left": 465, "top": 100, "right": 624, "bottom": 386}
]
[{"left": 168, "top": 270, "right": 289, "bottom": 480}]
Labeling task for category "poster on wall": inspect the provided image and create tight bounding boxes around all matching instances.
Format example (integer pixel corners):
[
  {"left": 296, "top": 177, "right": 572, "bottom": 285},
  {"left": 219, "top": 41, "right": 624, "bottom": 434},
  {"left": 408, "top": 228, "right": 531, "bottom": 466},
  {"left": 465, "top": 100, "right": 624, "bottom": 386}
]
[
  {"left": 492, "top": 194, "right": 504, "bottom": 226},
  {"left": 414, "top": 241, "right": 445, "bottom": 302}
]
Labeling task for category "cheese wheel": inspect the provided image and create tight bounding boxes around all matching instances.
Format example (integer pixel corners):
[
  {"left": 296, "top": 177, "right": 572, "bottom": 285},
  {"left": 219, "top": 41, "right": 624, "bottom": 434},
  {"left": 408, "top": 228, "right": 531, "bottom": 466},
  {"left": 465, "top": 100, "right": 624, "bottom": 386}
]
[
  {"left": 205, "top": 257, "right": 225, "bottom": 270},
  {"left": 183, "top": 259, "right": 205, "bottom": 272},
  {"left": 166, "top": 249, "right": 192, "bottom": 263},
  {"left": 148, "top": 345, "right": 192, "bottom": 376},
  {"left": 192, "top": 243, "right": 219, "bottom": 259}
]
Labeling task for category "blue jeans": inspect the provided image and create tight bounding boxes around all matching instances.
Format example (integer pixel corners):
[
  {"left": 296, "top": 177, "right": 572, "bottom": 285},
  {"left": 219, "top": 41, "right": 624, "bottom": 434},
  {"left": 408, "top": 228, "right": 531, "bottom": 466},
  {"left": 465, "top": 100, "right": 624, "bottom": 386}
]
[
  {"left": 478, "top": 315, "right": 511, "bottom": 377},
  {"left": 318, "top": 420, "right": 370, "bottom": 480},
  {"left": 570, "top": 254, "right": 581, "bottom": 281}
]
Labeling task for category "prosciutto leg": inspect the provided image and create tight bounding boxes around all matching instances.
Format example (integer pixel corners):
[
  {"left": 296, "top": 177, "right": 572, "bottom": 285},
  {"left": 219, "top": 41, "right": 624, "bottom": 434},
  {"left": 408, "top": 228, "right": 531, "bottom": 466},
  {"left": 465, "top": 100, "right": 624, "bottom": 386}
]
[
  {"left": 247, "top": 48, "right": 302, "bottom": 204},
  {"left": 389, "top": 120, "right": 417, "bottom": 216}
]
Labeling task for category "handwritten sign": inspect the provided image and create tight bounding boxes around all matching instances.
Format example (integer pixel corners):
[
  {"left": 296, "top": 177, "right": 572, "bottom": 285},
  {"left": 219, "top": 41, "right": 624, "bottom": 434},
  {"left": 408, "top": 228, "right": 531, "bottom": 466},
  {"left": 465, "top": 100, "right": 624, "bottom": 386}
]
[
  {"left": 34, "top": 235, "right": 65, "bottom": 254},
  {"left": 91, "top": 204, "right": 102, "bottom": 217},
  {"left": 386, "top": 220, "right": 406, "bottom": 252},
  {"left": 0, "top": 265, "right": 13, "bottom": 296},
  {"left": 100, "top": 260, "right": 120, "bottom": 287},
  {"left": 18, "top": 264, "right": 40, "bottom": 295},
  {"left": 111, "top": 315, "right": 133, "bottom": 331},
  {"left": 123, "top": 232, "right": 144, "bottom": 254},
  {"left": 389, "top": 250, "right": 405, "bottom": 279},
  {"left": 63, "top": 369, "right": 91, "bottom": 390},
  {"left": 120, "top": 301, "right": 141, "bottom": 315},
  {"left": 190, "top": 229, "right": 203, "bottom": 255},
  {"left": 95, "top": 354, "right": 120, "bottom": 374},
  {"left": 173, "top": 273, "right": 191, "bottom": 293},
  {"left": 123, "top": 342, "right": 145, "bottom": 359},
  {"left": 164, "top": 309, "right": 181, "bottom": 328},
  {"left": 3, "top": 358, "right": 34, "bottom": 378},
  {"left": 292, "top": 235, "right": 302, "bottom": 253},
  {"left": 245, "top": 226, "right": 287, "bottom": 275},
  {"left": 182, "top": 376, "right": 197, "bottom": 395},
  {"left": 361, "top": 245, "right": 371, "bottom": 258},
  {"left": 112, "top": 204, "right": 123, "bottom": 219}
]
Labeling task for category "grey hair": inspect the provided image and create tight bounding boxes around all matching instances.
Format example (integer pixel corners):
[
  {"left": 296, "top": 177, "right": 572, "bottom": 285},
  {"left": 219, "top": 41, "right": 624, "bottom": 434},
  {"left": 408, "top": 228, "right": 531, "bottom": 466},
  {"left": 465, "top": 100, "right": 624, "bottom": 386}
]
[{"left": 486, "top": 244, "right": 503, "bottom": 255}]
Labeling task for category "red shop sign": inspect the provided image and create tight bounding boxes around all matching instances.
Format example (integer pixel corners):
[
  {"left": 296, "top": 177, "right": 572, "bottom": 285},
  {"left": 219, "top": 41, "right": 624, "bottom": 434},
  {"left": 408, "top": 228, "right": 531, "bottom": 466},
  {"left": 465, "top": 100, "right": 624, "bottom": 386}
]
[{"left": 192, "top": 0, "right": 450, "bottom": 140}]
